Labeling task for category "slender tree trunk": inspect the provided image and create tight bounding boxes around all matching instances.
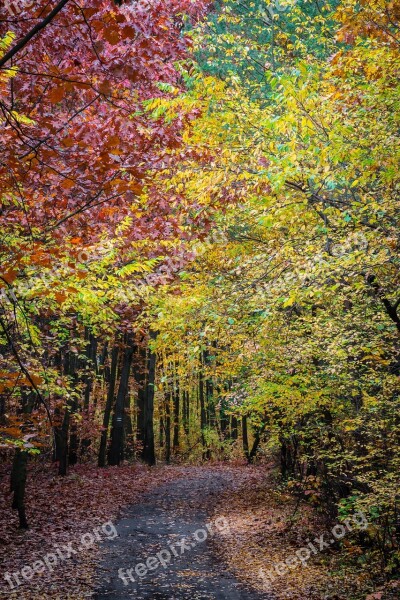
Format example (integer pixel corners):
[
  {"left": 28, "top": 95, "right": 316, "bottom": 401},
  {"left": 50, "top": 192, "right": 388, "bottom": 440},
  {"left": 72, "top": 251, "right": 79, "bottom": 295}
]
[
  {"left": 99, "top": 342, "right": 108, "bottom": 371},
  {"left": 55, "top": 406, "right": 70, "bottom": 476},
  {"left": 183, "top": 389, "right": 189, "bottom": 436},
  {"left": 124, "top": 389, "right": 134, "bottom": 459},
  {"left": 81, "top": 331, "right": 97, "bottom": 454},
  {"left": 220, "top": 398, "right": 229, "bottom": 439},
  {"left": 165, "top": 394, "right": 171, "bottom": 463},
  {"left": 66, "top": 348, "right": 79, "bottom": 466},
  {"left": 142, "top": 331, "right": 157, "bottom": 466},
  {"left": 280, "top": 438, "right": 288, "bottom": 479},
  {"left": 159, "top": 414, "right": 164, "bottom": 448},
  {"left": 231, "top": 415, "right": 238, "bottom": 440},
  {"left": 199, "top": 365, "right": 207, "bottom": 459},
  {"left": 10, "top": 390, "right": 36, "bottom": 528},
  {"left": 108, "top": 336, "right": 134, "bottom": 466},
  {"left": 206, "top": 378, "right": 215, "bottom": 427},
  {"left": 173, "top": 365, "right": 180, "bottom": 450},
  {"left": 133, "top": 344, "right": 147, "bottom": 452},
  {"left": 248, "top": 423, "right": 267, "bottom": 463},
  {"left": 11, "top": 449, "right": 29, "bottom": 529},
  {"left": 98, "top": 345, "right": 119, "bottom": 467},
  {"left": 242, "top": 416, "right": 249, "bottom": 461},
  {"left": 54, "top": 352, "right": 71, "bottom": 474}
]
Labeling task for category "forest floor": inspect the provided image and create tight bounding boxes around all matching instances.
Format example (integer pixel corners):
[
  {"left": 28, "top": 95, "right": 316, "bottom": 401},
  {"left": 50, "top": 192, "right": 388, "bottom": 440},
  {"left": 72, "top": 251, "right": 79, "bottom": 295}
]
[
  {"left": 212, "top": 466, "right": 382, "bottom": 600},
  {"left": 0, "top": 462, "right": 185, "bottom": 599},
  {"left": 0, "top": 462, "right": 396, "bottom": 599}
]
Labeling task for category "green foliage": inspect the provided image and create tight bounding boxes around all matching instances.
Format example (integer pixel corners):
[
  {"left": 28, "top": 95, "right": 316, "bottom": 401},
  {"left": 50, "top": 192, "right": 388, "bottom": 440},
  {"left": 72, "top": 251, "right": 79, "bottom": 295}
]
[{"left": 194, "top": 0, "right": 340, "bottom": 97}]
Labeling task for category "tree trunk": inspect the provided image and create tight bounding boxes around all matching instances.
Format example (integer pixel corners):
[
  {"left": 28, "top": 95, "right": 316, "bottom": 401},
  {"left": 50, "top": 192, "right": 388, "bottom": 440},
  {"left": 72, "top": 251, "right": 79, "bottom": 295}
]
[
  {"left": 65, "top": 348, "right": 79, "bottom": 466},
  {"left": 159, "top": 414, "right": 164, "bottom": 448},
  {"left": 98, "top": 345, "right": 119, "bottom": 467},
  {"left": 242, "top": 416, "right": 249, "bottom": 461},
  {"left": 219, "top": 398, "right": 229, "bottom": 439},
  {"left": 124, "top": 388, "right": 134, "bottom": 459},
  {"left": 141, "top": 331, "right": 156, "bottom": 466},
  {"left": 10, "top": 449, "right": 29, "bottom": 529},
  {"left": 281, "top": 439, "right": 288, "bottom": 479},
  {"left": 199, "top": 365, "right": 207, "bottom": 459},
  {"left": 183, "top": 389, "right": 189, "bottom": 436},
  {"left": 81, "top": 331, "right": 97, "bottom": 455},
  {"left": 133, "top": 344, "right": 147, "bottom": 453},
  {"left": 165, "top": 394, "right": 171, "bottom": 464},
  {"left": 10, "top": 390, "right": 36, "bottom": 528},
  {"left": 206, "top": 378, "right": 215, "bottom": 427},
  {"left": 248, "top": 422, "right": 267, "bottom": 463},
  {"left": 173, "top": 366, "right": 180, "bottom": 450},
  {"left": 231, "top": 415, "right": 238, "bottom": 440},
  {"left": 108, "top": 337, "right": 134, "bottom": 466},
  {"left": 55, "top": 406, "right": 70, "bottom": 476}
]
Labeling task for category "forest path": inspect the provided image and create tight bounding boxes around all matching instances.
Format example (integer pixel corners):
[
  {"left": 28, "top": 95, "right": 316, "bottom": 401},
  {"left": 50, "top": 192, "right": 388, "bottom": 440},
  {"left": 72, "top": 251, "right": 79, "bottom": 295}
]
[{"left": 94, "top": 467, "right": 272, "bottom": 599}]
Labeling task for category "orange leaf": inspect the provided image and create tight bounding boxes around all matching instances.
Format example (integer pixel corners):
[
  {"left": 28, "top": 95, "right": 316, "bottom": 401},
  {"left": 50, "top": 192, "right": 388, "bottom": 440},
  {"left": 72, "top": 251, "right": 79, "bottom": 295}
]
[
  {"left": 55, "top": 292, "right": 67, "bottom": 304},
  {"left": 83, "top": 7, "right": 97, "bottom": 18},
  {"left": 61, "top": 137, "right": 75, "bottom": 148},
  {"left": 130, "top": 181, "right": 144, "bottom": 195},
  {"left": 30, "top": 374, "right": 44, "bottom": 386},
  {"left": 98, "top": 81, "right": 112, "bottom": 96},
  {"left": 48, "top": 86, "right": 65, "bottom": 103},
  {"left": 61, "top": 179, "right": 75, "bottom": 190},
  {"left": 1, "top": 269, "right": 18, "bottom": 284},
  {"left": 103, "top": 27, "right": 120, "bottom": 45}
]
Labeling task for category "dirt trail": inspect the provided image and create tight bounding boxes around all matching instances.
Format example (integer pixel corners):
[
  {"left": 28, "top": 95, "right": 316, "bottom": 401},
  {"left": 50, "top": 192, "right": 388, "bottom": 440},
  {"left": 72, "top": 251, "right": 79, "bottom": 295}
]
[{"left": 94, "top": 467, "right": 272, "bottom": 599}]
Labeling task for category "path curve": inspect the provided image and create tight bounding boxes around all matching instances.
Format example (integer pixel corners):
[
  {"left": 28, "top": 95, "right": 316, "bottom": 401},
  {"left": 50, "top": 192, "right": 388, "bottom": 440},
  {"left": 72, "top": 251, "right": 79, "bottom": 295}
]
[{"left": 94, "top": 468, "right": 272, "bottom": 599}]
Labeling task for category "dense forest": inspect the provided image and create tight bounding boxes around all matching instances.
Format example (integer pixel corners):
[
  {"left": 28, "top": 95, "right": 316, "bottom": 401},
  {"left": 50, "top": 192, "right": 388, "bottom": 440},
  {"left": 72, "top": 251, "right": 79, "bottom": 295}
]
[{"left": 0, "top": 1, "right": 399, "bottom": 599}]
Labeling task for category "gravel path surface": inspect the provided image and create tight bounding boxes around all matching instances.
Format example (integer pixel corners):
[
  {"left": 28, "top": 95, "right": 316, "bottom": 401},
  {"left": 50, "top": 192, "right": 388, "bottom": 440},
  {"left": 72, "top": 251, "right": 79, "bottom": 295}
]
[{"left": 94, "top": 468, "right": 272, "bottom": 599}]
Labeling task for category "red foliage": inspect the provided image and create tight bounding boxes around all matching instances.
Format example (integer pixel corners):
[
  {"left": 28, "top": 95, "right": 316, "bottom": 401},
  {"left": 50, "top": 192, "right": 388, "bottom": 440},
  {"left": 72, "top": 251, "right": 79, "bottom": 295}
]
[{"left": 0, "top": 0, "right": 208, "bottom": 263}]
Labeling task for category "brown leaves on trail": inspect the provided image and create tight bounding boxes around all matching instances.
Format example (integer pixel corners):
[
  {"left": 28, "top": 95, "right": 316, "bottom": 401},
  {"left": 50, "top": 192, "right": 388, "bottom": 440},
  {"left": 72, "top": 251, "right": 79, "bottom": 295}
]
[
  {"left": 212, "top": 467, "right": 377, "bottom": 600},
  {"left": 0, "top": 463, "right": 395, "bottom": 599},
  {"left": 0, "top": 463, "right": 185, "bottom": 599}
]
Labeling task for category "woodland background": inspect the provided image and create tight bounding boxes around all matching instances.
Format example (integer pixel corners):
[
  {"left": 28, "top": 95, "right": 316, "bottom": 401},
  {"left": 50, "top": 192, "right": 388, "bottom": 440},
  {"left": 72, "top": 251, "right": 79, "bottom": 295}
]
[{"left": 0, "top": 1, "right": 399, "bottom": 598}]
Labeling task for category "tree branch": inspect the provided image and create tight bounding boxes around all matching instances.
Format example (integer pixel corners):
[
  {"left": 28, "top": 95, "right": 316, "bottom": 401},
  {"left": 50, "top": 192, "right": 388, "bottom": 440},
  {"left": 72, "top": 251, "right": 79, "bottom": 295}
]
[{"left": 0, "top": 0, "right": 71, "bottom": 69}]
